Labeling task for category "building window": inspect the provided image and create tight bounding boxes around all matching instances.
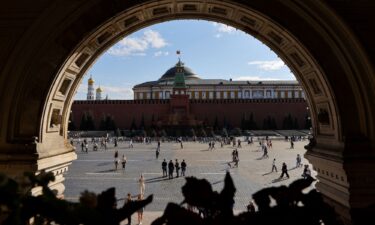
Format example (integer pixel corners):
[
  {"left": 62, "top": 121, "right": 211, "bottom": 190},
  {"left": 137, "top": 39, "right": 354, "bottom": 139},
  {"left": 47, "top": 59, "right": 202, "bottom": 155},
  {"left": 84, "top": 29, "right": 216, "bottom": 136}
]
[
  {"left": 230, "top": 91, "right": 235, "bottom": 99},
  {"left": 244, "top": 90, "right": 250, "bottom": 99},
  {"left": 175, "top": 91, "right": 178, "bottom": 95},
  {"left": 209, "top": 91, "right": 213, "bottom": 99},
  {"left": 223, "top": 91, "right": 228, "bottom": 99},
  {"left": 301, "top": 91, "right": 305, "bottom": 99},
  {"left": 181, "top": 90, "right": 185, "bottom": 95},
  {"left": 216, "top": 91, "right": 221, "bottom": 99},
  {"left": 253, "top": 90, "right": 263, "bottom": 99},
  {"left": 165, "top": 91, "right": 170, "bottom": 99},
  {"left": 195, "top": 92, "right": 199, "bottom": 99},
  {"left": 187, "top": 92, "right": 191, "bottom": 98},
  {"left": 288, "top": 91, "right": 292, "bottom": 98},
  {"left": 202, "top": 91, "right": 206, "bottom": 99},
  {"left": 147, "top": 93, "right": 151, "bottom": 99},
  {"left": 294, "top": 91, "right": 299, "bottom": 98},
  {"left": 140, "top": 92, "right": 144, "bottom": 99},
  {"left": 280, "top": 91, "right": 285, "bottom": 98},
  {"left": 266, "top": 90, "right": 272, "bottom": 98}
]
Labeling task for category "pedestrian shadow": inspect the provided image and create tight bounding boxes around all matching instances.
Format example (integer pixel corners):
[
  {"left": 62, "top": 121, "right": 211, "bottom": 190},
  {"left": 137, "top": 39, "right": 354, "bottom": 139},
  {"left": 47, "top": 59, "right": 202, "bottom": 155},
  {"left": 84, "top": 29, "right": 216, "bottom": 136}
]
[
  {"left": 288, "top": 166, "right": 301, "bottom": 171},
  {"left": 94, "top": 169, "right": 117, "bottom": 173},
  {"left": 256, "top": 156, "right": 269, "bottom": 160},
  {"left": 97, "top": 162, "right": 112, "bottom": 166},
  {"left": 262, "top": 171, "right": 274, "bottom": 176},
  {"left": 271, "top": 177, "right": 289, "bottom": 183},
  {"left": 200, "top": 149, "right": 210, "bottom": 152},
  {"left": 145, "top": 176, "right": 170, "bottom": 184},
  {"left": 211, "top": 180, "right": 223, "bottom": 185}
]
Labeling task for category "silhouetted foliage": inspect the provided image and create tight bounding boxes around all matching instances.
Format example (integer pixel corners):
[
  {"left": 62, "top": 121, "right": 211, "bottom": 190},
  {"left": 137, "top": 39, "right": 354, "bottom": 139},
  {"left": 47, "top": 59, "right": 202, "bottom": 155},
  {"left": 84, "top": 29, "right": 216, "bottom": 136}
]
[
  {"left": 0, "top": 170, "right": 347, "bottom": 225},
  {"left": 0, "top": 172, "right": 152, "bottom": 225},
  {"left": 152, "top": 172, "right": 343, "bottom": 225}
]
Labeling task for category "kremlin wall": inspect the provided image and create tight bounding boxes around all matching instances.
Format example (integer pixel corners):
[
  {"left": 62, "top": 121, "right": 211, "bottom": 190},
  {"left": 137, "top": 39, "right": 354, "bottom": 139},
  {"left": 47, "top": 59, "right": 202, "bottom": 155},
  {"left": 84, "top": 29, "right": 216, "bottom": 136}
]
[{"left": 70, "top": 60, "right": 309, "bottom": 133}]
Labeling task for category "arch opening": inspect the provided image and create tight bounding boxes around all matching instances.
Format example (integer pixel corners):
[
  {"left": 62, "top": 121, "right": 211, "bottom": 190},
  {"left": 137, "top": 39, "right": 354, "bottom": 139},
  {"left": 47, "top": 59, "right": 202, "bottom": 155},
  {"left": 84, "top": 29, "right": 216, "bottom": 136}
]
[{"left": 1, "top": 1, "right": 375, "bottom": 224}]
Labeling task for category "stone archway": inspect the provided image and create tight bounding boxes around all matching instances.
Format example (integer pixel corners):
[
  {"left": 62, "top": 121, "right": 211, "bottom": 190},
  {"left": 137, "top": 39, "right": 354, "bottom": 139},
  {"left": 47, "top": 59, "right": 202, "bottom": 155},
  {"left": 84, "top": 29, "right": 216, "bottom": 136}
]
[{"left": 0, "top": 0, "right": 374, "bottom": 224}]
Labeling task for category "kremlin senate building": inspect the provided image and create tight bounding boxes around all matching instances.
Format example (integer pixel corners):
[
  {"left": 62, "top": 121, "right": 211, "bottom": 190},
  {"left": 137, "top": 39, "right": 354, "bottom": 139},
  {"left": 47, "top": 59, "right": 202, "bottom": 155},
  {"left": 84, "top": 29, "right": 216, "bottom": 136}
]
[{"left": 71, "top": 60, "right": 309, "bottom": 135}]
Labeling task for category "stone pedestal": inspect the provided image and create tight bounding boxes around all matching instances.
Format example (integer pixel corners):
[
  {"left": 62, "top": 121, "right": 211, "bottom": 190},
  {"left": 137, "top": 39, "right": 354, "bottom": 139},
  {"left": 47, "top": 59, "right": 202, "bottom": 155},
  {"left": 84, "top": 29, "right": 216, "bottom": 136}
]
[{"left": 0, "top": 150, "right": 77, "bottom": 198}]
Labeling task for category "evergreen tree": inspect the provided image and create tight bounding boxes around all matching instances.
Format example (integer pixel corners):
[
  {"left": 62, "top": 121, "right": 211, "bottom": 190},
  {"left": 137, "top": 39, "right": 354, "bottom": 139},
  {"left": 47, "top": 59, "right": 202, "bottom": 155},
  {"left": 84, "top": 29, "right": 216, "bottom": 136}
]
[
  {"left": 249, "top": 113, "right": 258, "bottom": 130},
  {"left": 99, "top": 115, "right": 107, "bottom": 130},
  {"left": 86, "top": 113, "right": 96, "bottom": 130},
  {"left": 282, "top": 113, "right": 294, "bottom": 129},
  {"left": 241, "top": 114, "right": 246, "bottom": 130},
  {"left": 293, "top": 117, "right": 299, "bottom": 129},
  {"left": 271, "top": 118, "right": 277, "bottom": 129},
  {"left": 223, "top": 116, "right": 227, "bottom": 129},
  {"left": 130, "top": 117, "right": 137, "bottom": 130},
  {"left": 213, "top": 116, "right": 219, "bottom": 130},
  {"left": 79, "top": 113, "right": 88, "bottom": 130},
  {"left": 140, "top": 114, "right": 145, "bottom": 130},
  {"left": 151, "top": 114, "right": 156, "bottom": 129},
  {"left": 304, "top": 114, "right": 312, "bottom": 129},
  {"left": 263, "top": 118, "right": 268, "bottom": 130}
]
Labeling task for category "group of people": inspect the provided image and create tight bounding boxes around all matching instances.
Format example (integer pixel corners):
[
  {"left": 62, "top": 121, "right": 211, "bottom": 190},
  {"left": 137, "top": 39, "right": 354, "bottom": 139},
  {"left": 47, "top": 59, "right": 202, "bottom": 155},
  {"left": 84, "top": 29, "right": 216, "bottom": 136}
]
[
  {"left": 271, "top": 155, "right": 312, "bottom": 180},
  {"left": 123, "top": 174, "right": 146, "bottom": 225},
  {"left": 162, "top": 159, "right": 187, "bottom": 179},
  {"left": 113, "top": 150, "right": 127, "bottom": 170}
]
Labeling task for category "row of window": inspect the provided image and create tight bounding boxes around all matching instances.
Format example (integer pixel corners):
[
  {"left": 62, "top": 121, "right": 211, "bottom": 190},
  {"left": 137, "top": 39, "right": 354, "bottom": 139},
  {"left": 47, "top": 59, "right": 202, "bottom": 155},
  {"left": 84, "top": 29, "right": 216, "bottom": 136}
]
[{"left": 135, "top": 90, "right": 305, "bottom": 100}]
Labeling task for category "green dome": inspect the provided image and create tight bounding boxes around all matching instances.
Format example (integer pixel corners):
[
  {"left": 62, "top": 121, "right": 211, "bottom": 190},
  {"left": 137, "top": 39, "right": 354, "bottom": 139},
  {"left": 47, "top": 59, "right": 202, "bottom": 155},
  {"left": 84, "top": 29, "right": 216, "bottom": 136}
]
[{"left": 159, "top": 64, "right": 200, "bottom": 81}]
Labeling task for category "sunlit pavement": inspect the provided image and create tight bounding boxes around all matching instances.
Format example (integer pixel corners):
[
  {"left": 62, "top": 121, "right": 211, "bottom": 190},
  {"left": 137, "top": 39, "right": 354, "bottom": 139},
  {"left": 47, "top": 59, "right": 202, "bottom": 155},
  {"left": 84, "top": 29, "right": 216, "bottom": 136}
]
[{"left": 65, "top": 138, "right": 314, "bottom": 225}]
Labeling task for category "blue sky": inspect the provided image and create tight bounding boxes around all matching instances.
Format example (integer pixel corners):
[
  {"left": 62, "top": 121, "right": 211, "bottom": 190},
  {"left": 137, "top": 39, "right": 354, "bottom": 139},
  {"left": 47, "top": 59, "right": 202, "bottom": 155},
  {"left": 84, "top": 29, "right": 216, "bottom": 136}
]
[{"left": 76, "top": 20, "right": 295, "bottom": 100}]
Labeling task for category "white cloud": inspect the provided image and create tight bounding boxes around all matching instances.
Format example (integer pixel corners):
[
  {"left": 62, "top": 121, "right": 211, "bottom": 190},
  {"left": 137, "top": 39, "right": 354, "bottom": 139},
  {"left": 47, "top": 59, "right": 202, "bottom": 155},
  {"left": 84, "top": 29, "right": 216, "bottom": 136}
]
[
  {"left": 154, "top": 51, "right": 169, "bottom": 57},
  {"left": 143, "top": 30, "right": 167, "bottom": 48},
  {"left": 214, "top": 34, "right": 222, "bottom": 38},
  {"left": 101, "top": 85, "right": 134, "bottom": 99},
  {"left": 75, "top": 83, "right": 134, "bottom": 99},
  {"left": 212, "top": 22, "right": 236, "bottom": 38},
  {"left": 108, "top": 29, "right": 167, "bottom": 56},
  {"left": 247, "top": 59, "right": 286, "bottom": 71},
  {"left": 233, "top": 76, "right": 282, "bottom": 81}
]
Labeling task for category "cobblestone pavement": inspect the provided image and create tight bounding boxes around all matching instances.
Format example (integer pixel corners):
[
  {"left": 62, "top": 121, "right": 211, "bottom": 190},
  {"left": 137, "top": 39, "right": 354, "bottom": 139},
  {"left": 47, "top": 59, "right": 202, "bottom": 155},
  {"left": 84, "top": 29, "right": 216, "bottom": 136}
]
[{"left": 65, "top": 138, "right": 315, "bottom": 225}]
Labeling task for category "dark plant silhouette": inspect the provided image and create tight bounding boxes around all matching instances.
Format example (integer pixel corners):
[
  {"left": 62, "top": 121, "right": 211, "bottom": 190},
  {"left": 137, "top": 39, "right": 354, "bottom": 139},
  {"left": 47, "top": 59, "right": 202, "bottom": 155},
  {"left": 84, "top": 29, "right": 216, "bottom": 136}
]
[
  {"left": 1, "top": 171, "right": 344, "bottom": 225},
  {"left": 152, "top": 172, "right": 343, "bottom": 225},
  {"left": 0, "top": 171, "right": 152, "bottom": 225}
]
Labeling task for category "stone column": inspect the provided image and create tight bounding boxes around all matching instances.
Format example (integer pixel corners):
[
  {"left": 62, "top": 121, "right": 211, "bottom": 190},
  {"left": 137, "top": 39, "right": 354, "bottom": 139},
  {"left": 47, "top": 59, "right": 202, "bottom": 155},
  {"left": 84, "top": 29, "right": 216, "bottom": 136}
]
[{"left": 305, "top": 136, "right": 375, "bottom": 225}]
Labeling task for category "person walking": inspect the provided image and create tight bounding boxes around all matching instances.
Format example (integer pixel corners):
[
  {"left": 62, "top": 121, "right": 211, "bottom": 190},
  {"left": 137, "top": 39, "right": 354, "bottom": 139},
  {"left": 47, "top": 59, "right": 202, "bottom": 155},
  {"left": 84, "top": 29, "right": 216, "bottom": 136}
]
[
  {"left": 137, "top": 194, "right": 144, "bottom": 225},
  {"left": 175, "top": 159, "right": 180, "bottom": 178},
  {"left": 168, "top": 160, "right": 174, "bottom": 179},
  {"left": 121, "top": 154, "right": 127, "bottom": 171},
  {"left": 296, "top": 154, "right": 302, "bottom": 167},
  {"left": 129, "top": 139, "right": 133, "bottom": 148},
  {"left": 302, "top": 164, "right": 312, "bottom": 179},
  {"left": 290, "top": 139, "right": 294, "bottom": 149},
  {"left": 139, "top": 174, "right": 145, "bottom": 196},
  {"left": 262, "top": 146, "right": 269, "bottom": 158},
  {"left": 156, "top": 147, "right": 160, "bottom": 159},
  {"left": 162, "top": 159, "right": 167, "bottom": 177},
  {"left": 280, "top": 162, "right": 290, "bottom": 179},
  {"left": 114, "top": 150, "right": 119, "bottom": 170},
  {"left": 181, "top": 159, "right": 187, "bottom": 176},
  {"left": 271, "top": 158, "right": 277, "bottom": 172}
]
